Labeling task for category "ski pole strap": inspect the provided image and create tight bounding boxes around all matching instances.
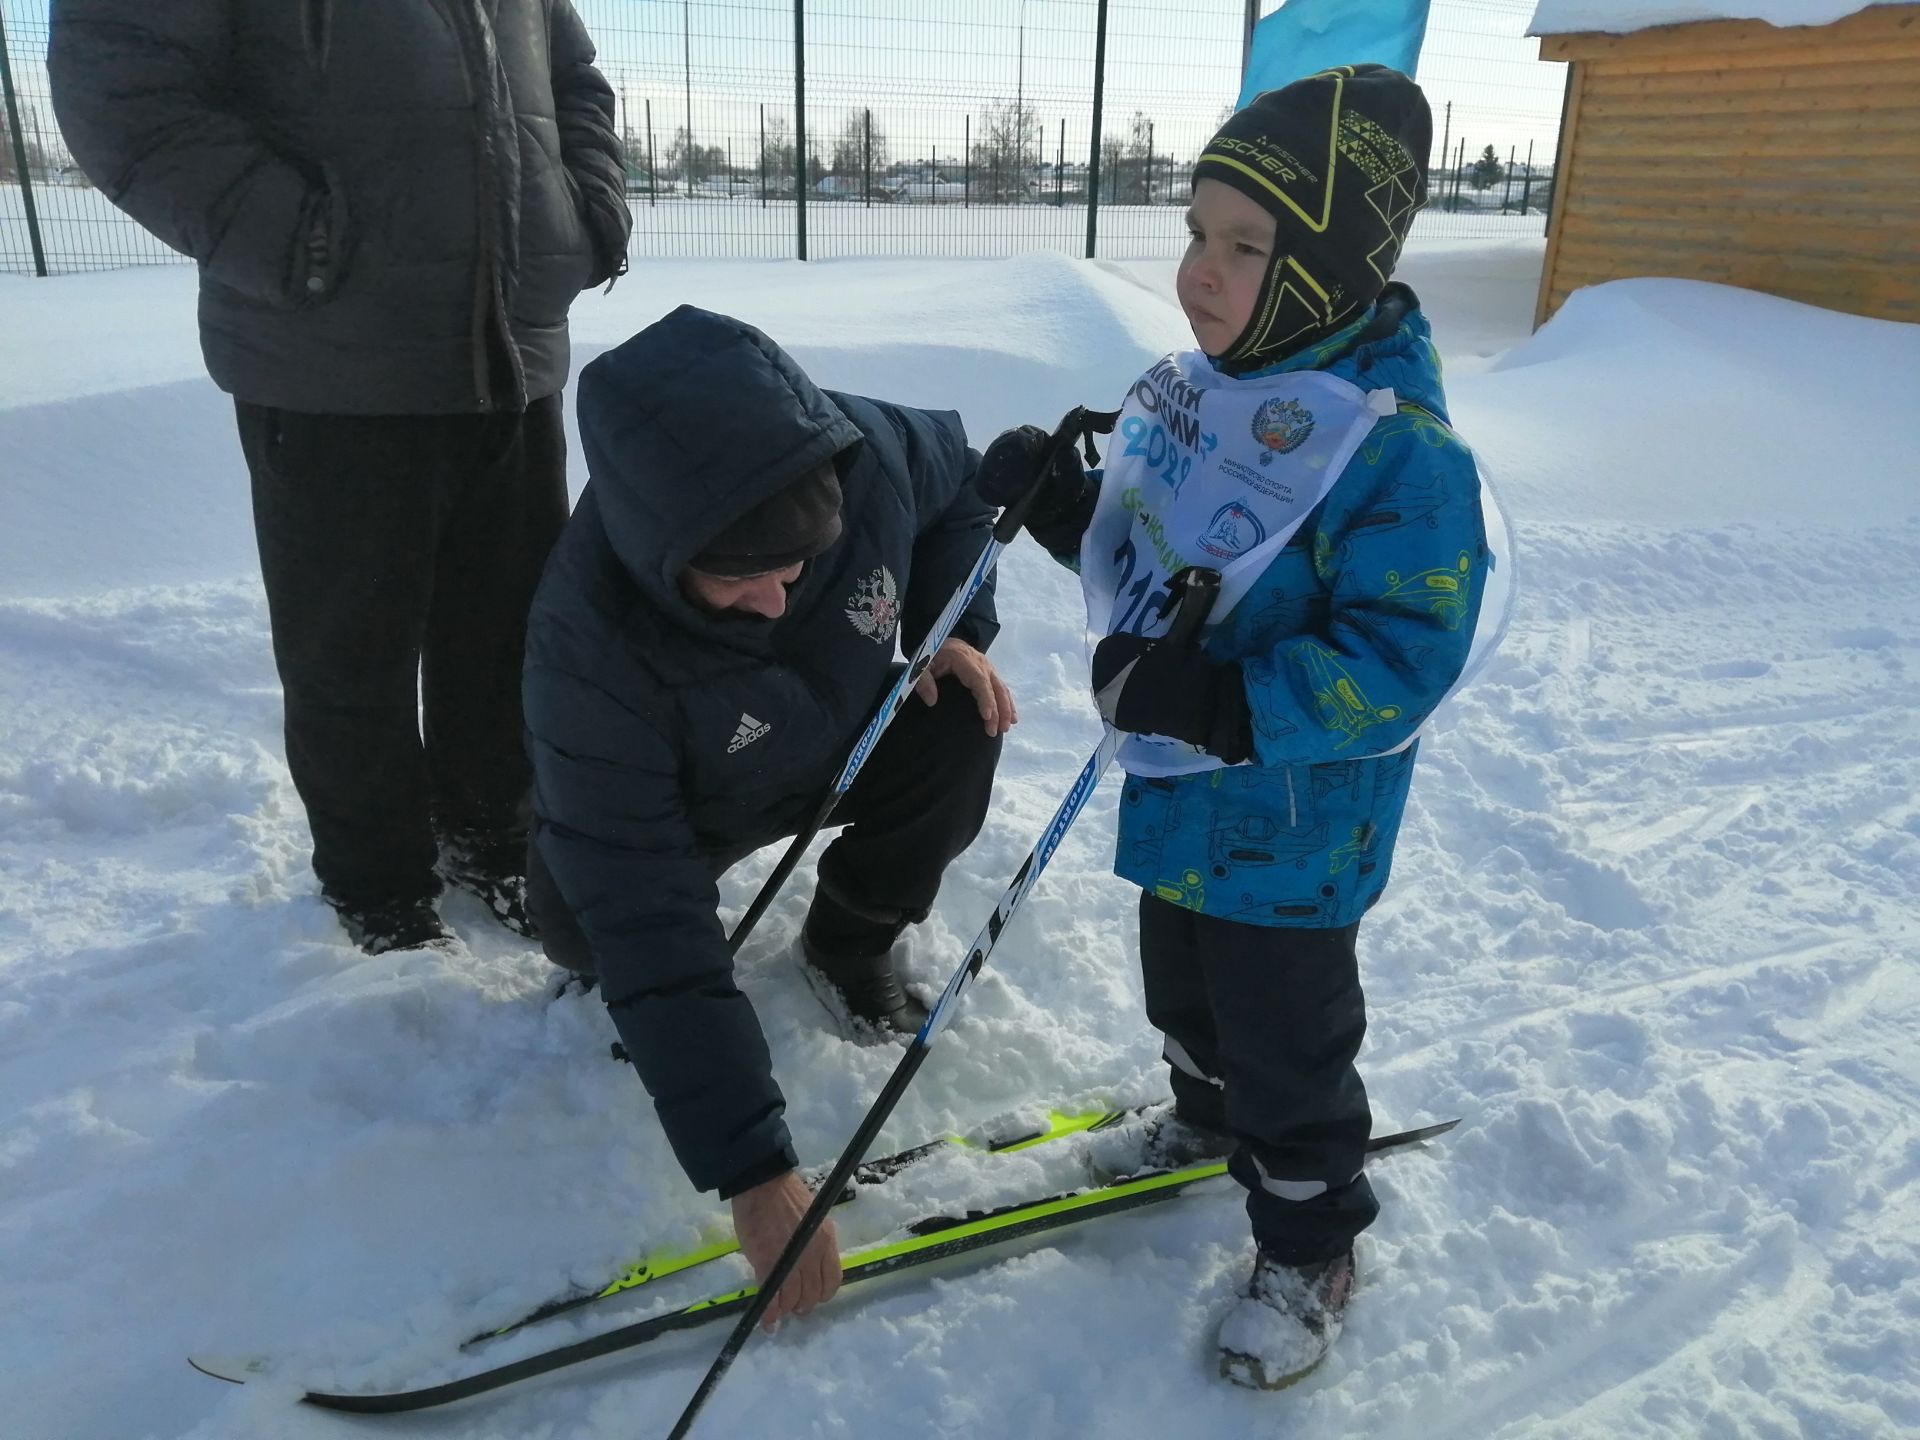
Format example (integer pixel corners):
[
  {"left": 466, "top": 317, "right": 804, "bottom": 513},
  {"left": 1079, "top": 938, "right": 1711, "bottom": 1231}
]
[{"left": 990, "top": 405, "right": 1121, "bottom": 544}]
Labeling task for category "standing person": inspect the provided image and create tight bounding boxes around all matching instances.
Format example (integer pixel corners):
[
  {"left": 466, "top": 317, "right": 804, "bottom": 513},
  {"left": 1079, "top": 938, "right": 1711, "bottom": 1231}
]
[
  {"left": 979, "top": 66, "right": 1506, "bottom": 1388},
  {"left": 524, "top": 305, "right": 1015, "bottom": 1330},
  {"left": 48, "top": 1, "right": 633, "bottom": 953}
]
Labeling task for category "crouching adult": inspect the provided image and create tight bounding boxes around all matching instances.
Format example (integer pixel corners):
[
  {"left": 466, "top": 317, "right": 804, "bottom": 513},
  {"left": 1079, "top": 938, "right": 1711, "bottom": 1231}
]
[{"left": 522, "top": 306, "right": 1014, "bottom": 1323}]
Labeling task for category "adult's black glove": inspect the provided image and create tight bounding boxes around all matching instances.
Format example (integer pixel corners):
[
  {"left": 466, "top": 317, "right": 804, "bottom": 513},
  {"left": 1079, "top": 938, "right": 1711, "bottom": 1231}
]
[
  {"left": 1091, "top": 633, "right": 1255, "bottom": 765},
  {"left": 975, "top": 425, "right": 1096, "bottom": 553}
]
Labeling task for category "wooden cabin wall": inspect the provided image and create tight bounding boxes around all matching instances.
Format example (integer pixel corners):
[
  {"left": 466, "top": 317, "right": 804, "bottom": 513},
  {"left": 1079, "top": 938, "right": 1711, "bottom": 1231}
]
[{"left": 1536, "top": 5, "right": 1920, "bottom": 326}]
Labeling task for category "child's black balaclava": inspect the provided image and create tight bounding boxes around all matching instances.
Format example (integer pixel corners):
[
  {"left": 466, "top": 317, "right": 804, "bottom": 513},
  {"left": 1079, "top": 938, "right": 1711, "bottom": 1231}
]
[{"left": 1195, "top": 64, "right": 1432, "bottom": 371}]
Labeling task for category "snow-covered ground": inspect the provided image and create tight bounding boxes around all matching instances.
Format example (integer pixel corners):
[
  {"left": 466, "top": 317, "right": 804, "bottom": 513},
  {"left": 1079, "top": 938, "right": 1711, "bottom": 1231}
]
[{"left": 1, "top": 239, "right": 1915, "bottom": 1439}]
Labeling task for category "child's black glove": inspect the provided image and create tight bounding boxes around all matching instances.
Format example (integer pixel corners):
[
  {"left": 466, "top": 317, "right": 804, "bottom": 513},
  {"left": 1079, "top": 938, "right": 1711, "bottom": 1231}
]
[
  {"left": 1091, "top": 633, "right": 1255, "bottom": 765},
  {"left": 976, "top": 425, "right": 1096, "bottom": 552}
]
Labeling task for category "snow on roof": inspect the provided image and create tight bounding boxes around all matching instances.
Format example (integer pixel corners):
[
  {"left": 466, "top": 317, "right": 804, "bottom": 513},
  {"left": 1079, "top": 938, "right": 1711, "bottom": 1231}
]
[{"left": 1529, "top": 0, "right": 1893, "bottom": 36}]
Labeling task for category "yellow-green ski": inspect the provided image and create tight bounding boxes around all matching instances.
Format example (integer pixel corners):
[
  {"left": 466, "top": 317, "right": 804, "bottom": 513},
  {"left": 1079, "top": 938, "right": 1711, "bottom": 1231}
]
[
  {"left": 463, "top": 1102, "right": 1150, "bottom": 1348},
  {"left": 246, "top": 1117, "right": 1455, "bottom": 1416}
]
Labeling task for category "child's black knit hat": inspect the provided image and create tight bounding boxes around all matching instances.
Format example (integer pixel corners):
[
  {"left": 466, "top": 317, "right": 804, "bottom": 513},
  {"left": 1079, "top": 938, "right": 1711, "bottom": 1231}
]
[{"left": 1195, "top": 64, "right": 1431, "bottom": 366}]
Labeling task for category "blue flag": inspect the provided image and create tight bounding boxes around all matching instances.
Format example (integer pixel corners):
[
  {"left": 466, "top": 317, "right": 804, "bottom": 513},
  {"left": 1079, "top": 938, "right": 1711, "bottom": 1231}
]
[{"left": 1238, "top": 0, "right": 1433, "bottom": 110}]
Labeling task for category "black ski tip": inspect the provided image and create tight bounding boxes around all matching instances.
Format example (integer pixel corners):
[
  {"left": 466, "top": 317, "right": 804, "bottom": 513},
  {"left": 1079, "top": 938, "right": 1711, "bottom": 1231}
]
[
  {"left": 189, "top": 1354, "right": 270, "bottom": 1386},
  {"left": 1366, "top": 1117, "right": 1462, "bottom": 1153}
]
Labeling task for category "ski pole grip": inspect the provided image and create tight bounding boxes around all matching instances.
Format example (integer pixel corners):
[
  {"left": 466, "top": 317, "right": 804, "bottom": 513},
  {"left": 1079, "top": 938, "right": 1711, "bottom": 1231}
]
[
  {"left": 1162, "top": 566, "right": 1222, "bottom": 650},
  {"left": 991, "top": 405, "right": 1093, "bottom": 544}
]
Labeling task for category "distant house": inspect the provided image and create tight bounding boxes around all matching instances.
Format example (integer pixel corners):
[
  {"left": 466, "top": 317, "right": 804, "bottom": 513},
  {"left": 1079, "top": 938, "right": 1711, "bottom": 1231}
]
[
  {"left": 1529, "top": 1, "right": 1920, "bottom": 326},
  {"left": 813, "top": 174, "right": 897, "bottom": 201},
  {"left": 896, "top": 179, "right": 968, "bottom": 203}
]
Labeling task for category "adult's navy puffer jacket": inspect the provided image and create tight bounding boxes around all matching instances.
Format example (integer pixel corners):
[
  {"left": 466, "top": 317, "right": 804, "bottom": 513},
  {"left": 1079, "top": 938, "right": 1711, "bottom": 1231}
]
[
  {"left": 524, "top": 307, "right": 996, "bottom": 1197},
  {"left": 49, "top": 0, "right": 630, "bottom": 415}
]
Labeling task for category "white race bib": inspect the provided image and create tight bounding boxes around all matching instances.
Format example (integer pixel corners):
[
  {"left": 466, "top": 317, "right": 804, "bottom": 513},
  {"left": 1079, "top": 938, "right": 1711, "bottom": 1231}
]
[{"left": 1081, "top": 352, "right": 1393, "bottom": 777}]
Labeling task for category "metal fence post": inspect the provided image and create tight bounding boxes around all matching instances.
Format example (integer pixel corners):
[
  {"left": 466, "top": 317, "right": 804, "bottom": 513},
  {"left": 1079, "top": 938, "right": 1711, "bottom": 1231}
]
[
  {"left": 1055, "top": 119, "right": 1064, "bottom": 206},
  {"left": 793, "top": 0, "right": 807, "bottom": 260},
  {"left": 0, "top": 10, "right": 50, "bottom": 278},
  {"left": 864, "top": 107, "right": 872, "bottom": 207},
  {"left": 760, "top": 103, "right": 767, "bottom": 206},
  {"left": 963, "top": 114, "right": 970, "bottom": 208},
  {"left": 1085, "top": 0, "right": 1109, "bottom": 259},
  {"left": 646, "top": 98, "right": 657, "bottom": 205}
]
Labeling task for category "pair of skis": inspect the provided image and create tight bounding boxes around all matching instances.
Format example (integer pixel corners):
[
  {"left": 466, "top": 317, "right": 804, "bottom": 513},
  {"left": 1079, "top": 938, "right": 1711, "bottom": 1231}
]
[{"left": 189, "top": 1113, "right": 1457, "bottom": 1414}]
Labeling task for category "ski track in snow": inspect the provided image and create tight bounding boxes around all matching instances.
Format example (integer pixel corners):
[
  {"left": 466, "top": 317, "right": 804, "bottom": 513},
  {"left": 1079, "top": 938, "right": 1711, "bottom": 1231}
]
[{"left": 0, "top": 245, "right": 1915, "bottom": 1439}]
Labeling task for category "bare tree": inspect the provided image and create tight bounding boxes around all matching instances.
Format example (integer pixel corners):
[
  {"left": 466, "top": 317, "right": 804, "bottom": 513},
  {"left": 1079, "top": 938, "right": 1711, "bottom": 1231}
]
[
  {"left": 830, "top": 109, "right": 890, "bottom": 181},
  {"left": 752, "top": 114, "right": 795, "bottom": 193},
  {"left": 663, "top": 126, "right": 724, "bottom": 187},
  {"left": 969, "top": 99, "right": 1037, "bottom": 202},
  {"left": 0, "top": 107, "right": 47, "bottom": 183}
]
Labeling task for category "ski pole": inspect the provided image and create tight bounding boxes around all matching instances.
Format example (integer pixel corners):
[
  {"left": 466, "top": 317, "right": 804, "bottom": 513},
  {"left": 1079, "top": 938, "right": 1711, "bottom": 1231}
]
[
  {"left": 724, "top": 404, "right": 1118, "bottom": 957},
  {"left": 669, "top": 565, "right": 1222, "bottom": 1440}
]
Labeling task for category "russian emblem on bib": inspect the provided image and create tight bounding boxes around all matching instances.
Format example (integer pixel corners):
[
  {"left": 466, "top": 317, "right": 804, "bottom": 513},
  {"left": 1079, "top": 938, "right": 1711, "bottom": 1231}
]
[{"left": 1251, "top": 397, "right": 1316, "bottom": 464}]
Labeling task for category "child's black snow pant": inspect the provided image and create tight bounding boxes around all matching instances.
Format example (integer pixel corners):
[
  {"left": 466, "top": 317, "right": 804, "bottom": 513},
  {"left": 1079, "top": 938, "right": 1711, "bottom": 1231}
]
[
  {"left": 1138, "top": 892, "right": 1379, "bottom": 1264},
  {"left": 236, "top": 396, "right": 569, "bottom": 908}
]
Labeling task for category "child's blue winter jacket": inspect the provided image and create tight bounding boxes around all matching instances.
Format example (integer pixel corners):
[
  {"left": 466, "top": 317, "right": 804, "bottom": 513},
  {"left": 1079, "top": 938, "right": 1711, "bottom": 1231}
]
[{"left": 1095, "top": 297, "right": 1491, "bottom": 927}]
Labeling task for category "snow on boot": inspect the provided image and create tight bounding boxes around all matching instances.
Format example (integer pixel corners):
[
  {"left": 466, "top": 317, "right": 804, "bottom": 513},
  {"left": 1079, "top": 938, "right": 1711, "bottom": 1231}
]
[
  {"left": 1217, "top": 1247, "right": 1355, "bottom": 1391},
  {"left": 326, "top": 893, "right": 452, "bottom": 956},
  {"left": 440, "top": 865, "right": 539, "bottom": 939},
  {"left": 800, "top": 929, "right": 929, "bottom": 1035},
  {"left": 1084, "top": 1101, "right": 1236, "bottom": 1183},
  {"left": 436, "top": 833, "right": 539, "bottom": 939}
]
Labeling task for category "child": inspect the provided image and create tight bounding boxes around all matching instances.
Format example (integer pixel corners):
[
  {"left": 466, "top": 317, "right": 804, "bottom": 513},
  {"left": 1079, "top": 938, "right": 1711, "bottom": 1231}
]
[{"left": 978, "top": 64, "right": 1505, "bottom": 1389}]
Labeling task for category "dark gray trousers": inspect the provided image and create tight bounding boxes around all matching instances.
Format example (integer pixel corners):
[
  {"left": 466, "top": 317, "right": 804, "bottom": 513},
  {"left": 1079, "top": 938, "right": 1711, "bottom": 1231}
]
[{"left": 237, "top": 396, "right": 569, "bottom": 904}]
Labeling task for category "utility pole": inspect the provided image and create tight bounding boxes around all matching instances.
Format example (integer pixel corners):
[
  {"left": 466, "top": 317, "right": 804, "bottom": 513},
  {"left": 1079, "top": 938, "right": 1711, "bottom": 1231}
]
[
  {"left": 683, "top": 0, "right": 695, "bottom": 187},
  {"left": 1016, "top": 0, "right": 1027, "bottom": 191}
]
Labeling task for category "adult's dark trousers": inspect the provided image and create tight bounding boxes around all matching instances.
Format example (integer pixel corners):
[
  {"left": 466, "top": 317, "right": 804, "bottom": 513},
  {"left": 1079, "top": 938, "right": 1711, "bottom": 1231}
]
[
  {"left": 1138, "top": 892, "right": 1378, "bottom": 1264},
  {"left": 236, "top": 396, "right": 570, "bottom": 905},
  {"left": 529, "top": 674, "right": 1004, "bottom": 971}
]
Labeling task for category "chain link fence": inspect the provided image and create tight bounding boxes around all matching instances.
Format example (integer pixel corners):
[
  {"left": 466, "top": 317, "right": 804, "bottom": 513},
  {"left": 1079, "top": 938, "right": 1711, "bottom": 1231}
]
[{"left": 1, "top": 0, "right": 1564, "bottom": 277}]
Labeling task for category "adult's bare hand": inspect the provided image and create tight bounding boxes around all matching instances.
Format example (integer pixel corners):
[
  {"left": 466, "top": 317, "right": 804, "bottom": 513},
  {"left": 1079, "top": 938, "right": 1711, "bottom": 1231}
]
[
  {"left": 913, "top": 637, "right": 1018, "bottom": 737},
  {"left": 730, "top": 1170, "right": 843, "bottom": 1332}
]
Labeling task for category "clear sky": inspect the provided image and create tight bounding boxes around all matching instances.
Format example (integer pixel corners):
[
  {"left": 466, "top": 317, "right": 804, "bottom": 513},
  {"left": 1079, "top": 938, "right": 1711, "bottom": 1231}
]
[
  {"left": 3, "top": 0, "right": 1566, "bottom": 177},
  {"left": 579, "top": 0, "right": 1567, "bottom": 175}
]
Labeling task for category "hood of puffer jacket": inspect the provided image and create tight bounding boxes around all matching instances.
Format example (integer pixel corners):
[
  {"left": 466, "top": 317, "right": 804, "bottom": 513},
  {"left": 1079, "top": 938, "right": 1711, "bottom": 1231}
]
[
  {"left": 1249, "top": 282, "right": 1452, "bottom": 426},
  {"left": 575, "top": 306, "right": 865, "bottom": 618}
]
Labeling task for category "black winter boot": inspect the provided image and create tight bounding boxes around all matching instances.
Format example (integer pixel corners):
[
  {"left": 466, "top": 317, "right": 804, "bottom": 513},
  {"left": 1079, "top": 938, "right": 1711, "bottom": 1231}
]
[
  {"left": 1083, "top": 1100, "right": 1236, "bottom": 1183},
  {"left": 437, "top": 831, "right": 538, "bottom": 938},
  {"left": 1217, "top": 1247, "right": 1356, "bottom": 1390},
  {"left": 325, "top": 891, "right": 452, "bottom": 955},
  {"left": 800, "top": 891, "right": 927, "bottom": 1035}
]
